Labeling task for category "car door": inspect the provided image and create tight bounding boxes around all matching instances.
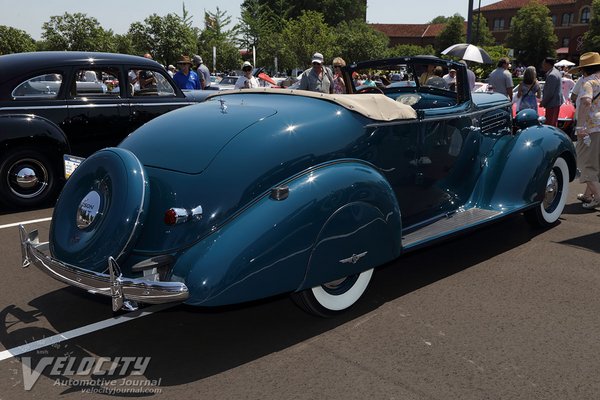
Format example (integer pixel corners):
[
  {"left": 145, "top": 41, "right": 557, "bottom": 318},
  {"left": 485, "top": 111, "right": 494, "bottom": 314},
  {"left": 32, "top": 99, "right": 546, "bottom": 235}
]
[
  {"left": 65, "top": 66, "right": 130, "bottom": 157},
  {"left": 411, "top": 104, "right": 477, "bottom": 224},
  {"left": 372, "top": 102, "right": 489, "bottom": 229},
  {"left": 126, "top": 66, "right": 192, "bottom": 132}
]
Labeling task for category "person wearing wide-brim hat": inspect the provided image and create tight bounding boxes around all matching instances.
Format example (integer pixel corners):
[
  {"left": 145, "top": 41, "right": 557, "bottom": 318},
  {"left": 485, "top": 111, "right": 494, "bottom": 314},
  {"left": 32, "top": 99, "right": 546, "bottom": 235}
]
[
  {"left": 570, "top": 51, "right": 600, "bottom": 209},
  {"left": 173, "top": 55, "right": 201, "bottom": 90}
]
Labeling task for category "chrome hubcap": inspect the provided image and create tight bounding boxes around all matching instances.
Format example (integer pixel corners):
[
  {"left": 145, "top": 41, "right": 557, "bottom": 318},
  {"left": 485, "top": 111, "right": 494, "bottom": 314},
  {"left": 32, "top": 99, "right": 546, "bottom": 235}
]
[
  {"left": 543, "top": 170, "right": 558, "bottom": 210},
  {"left": 15, "top": 167, "right": 38, "bottom": 188},
  {"left": 76, "top": 191, "right": 102, "bottom": 229},
  {"left": 8, "top": 158, "right": 48, "bottom": 199}
]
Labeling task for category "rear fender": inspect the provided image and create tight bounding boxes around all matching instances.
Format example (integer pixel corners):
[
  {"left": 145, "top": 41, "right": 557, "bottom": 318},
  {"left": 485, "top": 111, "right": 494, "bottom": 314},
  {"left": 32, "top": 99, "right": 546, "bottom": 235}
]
[
  {"left": 299, "top": 200, "right": 400, "bottom": 290},
  {"left": 0, "top": 114, "right": 69, "bottom": 155},
  {"left": 171, "top": 161, "right": 401, "bottom": 306},
  {"left": 471, "top": 125, "right": 576, "bottom": 210}
]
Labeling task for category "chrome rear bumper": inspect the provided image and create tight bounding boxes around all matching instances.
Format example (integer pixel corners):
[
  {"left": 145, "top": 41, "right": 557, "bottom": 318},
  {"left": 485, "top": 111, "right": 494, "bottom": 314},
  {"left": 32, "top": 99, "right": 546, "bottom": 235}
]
[{"left": 19, "top": 225, "right": 189, "bottom": 312}]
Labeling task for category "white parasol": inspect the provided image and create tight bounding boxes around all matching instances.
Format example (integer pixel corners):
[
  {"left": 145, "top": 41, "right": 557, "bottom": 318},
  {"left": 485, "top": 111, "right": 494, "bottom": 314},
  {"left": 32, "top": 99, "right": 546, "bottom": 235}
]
[
  {"left": 441, "top": 43, "right": 493, "bottom": 64},
  {"left": 554, "top": 59, "right": 575, "bottom": 67}
]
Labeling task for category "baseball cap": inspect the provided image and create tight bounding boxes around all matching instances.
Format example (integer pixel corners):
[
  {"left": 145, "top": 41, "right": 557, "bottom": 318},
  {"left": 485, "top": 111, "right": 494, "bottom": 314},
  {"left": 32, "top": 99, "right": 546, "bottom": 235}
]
[
  {"left": 193, "top": 55, "right": 202, "bottom": 64},
  {"left": 242, "top": 61, "right": 253, "bottom": 69},
  {"left": 311, "top": 52, "right": 324, "bottom": 64}
]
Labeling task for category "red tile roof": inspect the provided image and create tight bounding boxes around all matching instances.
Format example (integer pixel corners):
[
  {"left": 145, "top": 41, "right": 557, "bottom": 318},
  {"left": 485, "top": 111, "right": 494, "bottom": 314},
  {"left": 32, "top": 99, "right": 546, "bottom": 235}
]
[
  {"left": 481, "top": 0, "right": 577, "bottom": 11},
  {"left": 370, "top": 22, "right": 466, "bottom": 38}
]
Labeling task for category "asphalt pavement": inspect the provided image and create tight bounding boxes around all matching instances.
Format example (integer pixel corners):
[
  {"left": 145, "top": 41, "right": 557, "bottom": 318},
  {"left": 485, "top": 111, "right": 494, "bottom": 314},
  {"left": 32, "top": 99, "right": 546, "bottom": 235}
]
[{"left": 0, "top": 180, "right": 598, "bottom": 400}]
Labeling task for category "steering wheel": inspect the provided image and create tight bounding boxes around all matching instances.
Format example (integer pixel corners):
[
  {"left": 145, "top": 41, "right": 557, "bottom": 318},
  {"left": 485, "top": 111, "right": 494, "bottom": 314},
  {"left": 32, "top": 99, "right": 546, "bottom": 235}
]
[{"left": 356, "top": 86, "right": 384, "bottom": 94}]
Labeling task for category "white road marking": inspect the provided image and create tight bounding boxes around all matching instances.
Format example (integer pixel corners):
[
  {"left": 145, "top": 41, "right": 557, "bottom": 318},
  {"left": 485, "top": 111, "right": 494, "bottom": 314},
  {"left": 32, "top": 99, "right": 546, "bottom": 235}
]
[
  {"left": 0, "top": 303, "right": 174, "bottom": 362},
  {"left": 0, "top": 217, "right": 52, "bottom": 230}
]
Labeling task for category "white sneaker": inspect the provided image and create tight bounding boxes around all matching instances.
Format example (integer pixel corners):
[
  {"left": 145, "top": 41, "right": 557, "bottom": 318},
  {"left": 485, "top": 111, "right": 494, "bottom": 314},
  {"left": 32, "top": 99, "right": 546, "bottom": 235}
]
[{"left": 582, "top": 198, "right": 600, "bottom": 209}]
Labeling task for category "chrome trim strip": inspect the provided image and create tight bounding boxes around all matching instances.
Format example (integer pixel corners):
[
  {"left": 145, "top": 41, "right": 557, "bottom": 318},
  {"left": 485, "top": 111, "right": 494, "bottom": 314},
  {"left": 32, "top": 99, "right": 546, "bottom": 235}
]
[
  {"left": 19, "top": 225, "right": 188, "bottom": 311},
  {"left": 364, "top": 103, "right": 511, "bottom": 128},
  {"left": 129, "top": 102, "right": 195, "bottom": 107},
  {"left": 0, "top": 102, "right": 194, "bottom": 112},
  {"left": 0, "top": 105, "right": 68, "bottom": 111}
]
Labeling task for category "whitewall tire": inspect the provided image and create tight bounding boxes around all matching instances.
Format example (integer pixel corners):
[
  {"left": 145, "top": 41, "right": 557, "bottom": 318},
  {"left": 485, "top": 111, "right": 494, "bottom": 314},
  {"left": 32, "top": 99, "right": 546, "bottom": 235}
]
[{"left": 291, "top": 268, "right": 374, "bottom": 317}]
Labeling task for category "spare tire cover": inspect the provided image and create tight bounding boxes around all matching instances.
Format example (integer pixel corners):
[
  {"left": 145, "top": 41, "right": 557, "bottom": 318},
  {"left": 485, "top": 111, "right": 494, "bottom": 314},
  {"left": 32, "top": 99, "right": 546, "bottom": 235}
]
[{"left": 50, "top": 148, "right": 149, "bottom": 272}]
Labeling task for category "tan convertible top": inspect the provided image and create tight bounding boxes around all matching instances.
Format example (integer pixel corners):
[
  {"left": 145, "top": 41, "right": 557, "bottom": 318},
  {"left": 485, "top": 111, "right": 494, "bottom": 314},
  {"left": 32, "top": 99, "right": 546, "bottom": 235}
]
[{"left": 208, "top": 88, "right": 417, "bottom": 122}]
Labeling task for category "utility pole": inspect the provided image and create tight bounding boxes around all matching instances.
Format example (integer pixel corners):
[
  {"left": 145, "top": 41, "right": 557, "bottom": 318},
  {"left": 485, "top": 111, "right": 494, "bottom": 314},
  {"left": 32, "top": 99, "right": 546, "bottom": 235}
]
[
  {"left": 467, "top": 0, "right": 474, "bottom": 43},
  {"left": 475, "top": 0, "right": 482, "bottom": 45}
]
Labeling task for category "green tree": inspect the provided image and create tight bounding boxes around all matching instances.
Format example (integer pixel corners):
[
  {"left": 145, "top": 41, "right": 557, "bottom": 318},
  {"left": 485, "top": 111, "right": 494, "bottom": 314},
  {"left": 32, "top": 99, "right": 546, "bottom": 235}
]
[
  {"left": 434, "top": 14, "right": 466, "bottom": 54},
  {"left": 505, "top": 0, "right": 557, "bottom": 67},
  {"left": 387, "top": 44, "right": 435, "bottom": 58},
  {"left": 245, "top": 0, "right": 365, "bottom": 28},
  {"left": 474, "top": 45, "right": 512, "bottom": 78},
  {"left": 0, "top": 25, "right": 36, "bottom": 54},
  {"left": 198, "top": 7, "right": 242, "bottom": 71},
  {"left": 430, "top": 16, "right": 450, "bottom": 24},
  {"left": 335, "top": 20, "right": 389, "bottom": 64},
  {"left": 279, "top": 10, "right": 336, "bottom": 70},
  {"left": 582, "top": 0, "right": 600, "bottom": 53},
  {"left": 238, "top": 0, "right": 275, "bottom": 64},
  {"left": 472, "top": 14, "right": 496, "bottom": 46},
  {"left": 41, "top": 13, "right": 114, "bottom": 51},
  {"left": 113, "top": 34, "right": 135, "bottom": 55},
  {"left": 128, "top": 13, "right": 197, "bottom": 65}
]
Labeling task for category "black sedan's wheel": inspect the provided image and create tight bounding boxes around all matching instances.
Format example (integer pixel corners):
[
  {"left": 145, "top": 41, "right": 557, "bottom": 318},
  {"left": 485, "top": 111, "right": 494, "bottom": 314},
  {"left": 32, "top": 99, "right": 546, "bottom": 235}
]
[
  {"left": 0, "top": 148, "right": 59, "bottom": 208},
  {"left": 292, "top": 269, "right": 373, "bottom": 317},
  {"left": 525, "top": 156, "right": 569, "bottom": 228}
]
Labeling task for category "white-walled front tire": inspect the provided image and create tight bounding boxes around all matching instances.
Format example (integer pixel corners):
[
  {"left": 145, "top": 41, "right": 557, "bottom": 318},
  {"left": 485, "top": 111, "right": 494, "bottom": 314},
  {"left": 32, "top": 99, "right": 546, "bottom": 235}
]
[
  {"left": 291, "top": 268, "right": 374, "bottom": 317},
  {"left": 525, "top": 156, "right": 569, "bottom": 227}
]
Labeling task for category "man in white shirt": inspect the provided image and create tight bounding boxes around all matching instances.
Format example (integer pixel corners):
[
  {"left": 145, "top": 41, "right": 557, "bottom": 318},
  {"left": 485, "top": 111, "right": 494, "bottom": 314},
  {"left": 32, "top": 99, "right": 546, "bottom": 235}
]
[
  {"left": 234, "top": 61, "right": 260, "bottom": 89},
  {"left": 562, "top": 73, "right": 575, "bottom": 104},
  {"left": 443, "top": 69, "right": 457, "bottom": 89}
]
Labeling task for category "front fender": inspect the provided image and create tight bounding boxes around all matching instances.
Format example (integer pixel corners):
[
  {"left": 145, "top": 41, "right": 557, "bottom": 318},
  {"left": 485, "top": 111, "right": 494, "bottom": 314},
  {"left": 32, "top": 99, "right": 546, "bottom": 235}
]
[
  {"left": 472, "top": 125, "right": 576, "bottom": 210},
  {"left": 171, "top": 161, "right": 401, "bottom": 306},
  {"left": 0, "top": 114, "right": 69, "bottom": 154}
]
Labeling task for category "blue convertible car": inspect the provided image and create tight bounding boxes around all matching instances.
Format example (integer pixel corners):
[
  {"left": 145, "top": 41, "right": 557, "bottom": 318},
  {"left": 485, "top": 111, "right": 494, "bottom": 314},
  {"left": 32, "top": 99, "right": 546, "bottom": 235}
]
[{"left": 20, "top": 56, "right": 576, "bottom": 316}]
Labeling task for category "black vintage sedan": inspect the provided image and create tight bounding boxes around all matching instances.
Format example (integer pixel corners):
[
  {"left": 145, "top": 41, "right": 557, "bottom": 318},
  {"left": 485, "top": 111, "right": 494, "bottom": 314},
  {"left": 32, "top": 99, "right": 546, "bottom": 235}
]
[{"left": 0, "top": 51, "right": 208, "bottom": 208}]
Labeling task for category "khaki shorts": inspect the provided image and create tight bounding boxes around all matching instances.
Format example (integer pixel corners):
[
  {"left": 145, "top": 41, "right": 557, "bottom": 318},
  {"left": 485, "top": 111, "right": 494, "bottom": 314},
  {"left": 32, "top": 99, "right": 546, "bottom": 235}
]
[{"left": 577, "top": 131, "right": 600, "bottom": 183}]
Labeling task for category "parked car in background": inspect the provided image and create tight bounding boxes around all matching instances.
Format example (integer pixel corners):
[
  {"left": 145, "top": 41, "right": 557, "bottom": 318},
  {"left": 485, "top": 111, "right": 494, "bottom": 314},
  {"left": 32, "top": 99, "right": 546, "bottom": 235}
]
[
  {"left": 21, "top": 56, "right": 576, "bottom": 317},
  {"left": 511, "top": 82, "right": 575, "bottom": 136},
  {"left": 216, "top": 76, "right": 238, "bottom": 90},
  {"left": 473, "top": 82, "right": 492, "bottom": 92},
  {"left": 0, "top": 51, "right": 210, "bottom": 208}
]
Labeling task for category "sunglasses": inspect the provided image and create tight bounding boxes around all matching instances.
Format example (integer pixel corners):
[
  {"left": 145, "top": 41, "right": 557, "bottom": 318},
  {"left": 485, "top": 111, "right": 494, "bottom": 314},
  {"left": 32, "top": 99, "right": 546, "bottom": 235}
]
[{"left": 243, "top": 67, "right": 252, "bottom": 71}]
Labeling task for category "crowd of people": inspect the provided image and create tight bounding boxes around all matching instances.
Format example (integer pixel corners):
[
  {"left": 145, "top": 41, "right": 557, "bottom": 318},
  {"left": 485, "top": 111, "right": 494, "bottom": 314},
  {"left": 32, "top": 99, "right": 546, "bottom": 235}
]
[{"left": 491, "top": 55, "right": 599, "bottom": 210}]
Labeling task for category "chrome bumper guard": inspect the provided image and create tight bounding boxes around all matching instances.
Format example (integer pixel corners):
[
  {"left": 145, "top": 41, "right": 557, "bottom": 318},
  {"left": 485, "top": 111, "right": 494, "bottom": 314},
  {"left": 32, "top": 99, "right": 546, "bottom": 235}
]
[{"left": 19, "top": 225, "right": 189, "bottom": 312}]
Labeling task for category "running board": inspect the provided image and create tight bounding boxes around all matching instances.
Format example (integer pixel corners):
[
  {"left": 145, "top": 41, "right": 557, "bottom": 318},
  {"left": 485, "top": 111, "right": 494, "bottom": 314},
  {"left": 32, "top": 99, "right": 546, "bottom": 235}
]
[{"left": 402, "top": 208, "right": 503, "bottom": 249}]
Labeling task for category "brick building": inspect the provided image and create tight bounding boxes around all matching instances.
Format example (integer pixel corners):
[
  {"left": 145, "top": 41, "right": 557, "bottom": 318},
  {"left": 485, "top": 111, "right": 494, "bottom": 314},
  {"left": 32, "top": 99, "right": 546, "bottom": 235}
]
[
  {"left": 369, "top": 23, "right": 448, "bottom": 48},
  {"left": 370, "top": 0, "right": 592, "bottom": 61},
  {"left": 478, "top": 0, "right": 591, "bottom": 60}
]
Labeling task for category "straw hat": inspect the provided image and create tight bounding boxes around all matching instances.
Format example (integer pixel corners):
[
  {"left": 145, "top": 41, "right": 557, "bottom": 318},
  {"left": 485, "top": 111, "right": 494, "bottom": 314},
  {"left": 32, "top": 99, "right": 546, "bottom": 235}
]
[
  {"left": 568, "top": 52, "right": 600, "bottom": 74},
  {"left": 176, "top": 55, "right": 193, "bottom": 65}
]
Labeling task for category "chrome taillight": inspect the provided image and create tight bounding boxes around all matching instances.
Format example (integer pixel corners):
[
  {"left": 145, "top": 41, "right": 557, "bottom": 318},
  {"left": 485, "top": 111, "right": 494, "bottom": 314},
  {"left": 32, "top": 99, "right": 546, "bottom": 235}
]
[{"left": 164, "top": 205, "right": 203, "bottom": 225}]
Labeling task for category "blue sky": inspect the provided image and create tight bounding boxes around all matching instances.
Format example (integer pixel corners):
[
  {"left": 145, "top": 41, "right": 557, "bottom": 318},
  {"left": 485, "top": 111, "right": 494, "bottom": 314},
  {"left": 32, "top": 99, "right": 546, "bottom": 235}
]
[{"left": 0, "top": 0, "right": 499, "bottom": 40}]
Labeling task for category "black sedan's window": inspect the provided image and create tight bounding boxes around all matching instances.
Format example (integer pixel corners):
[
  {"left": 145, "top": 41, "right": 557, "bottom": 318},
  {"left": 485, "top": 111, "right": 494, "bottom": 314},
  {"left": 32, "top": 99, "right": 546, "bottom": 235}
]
[
  {"left": 71, "top": 67, "right": 120, "bottom": 97},
  {"left": 12, "top": 73, "right": 63, "bottom": 99},
  {"left": 127, "top": 68, "right": 176, "bottom": 97}
]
